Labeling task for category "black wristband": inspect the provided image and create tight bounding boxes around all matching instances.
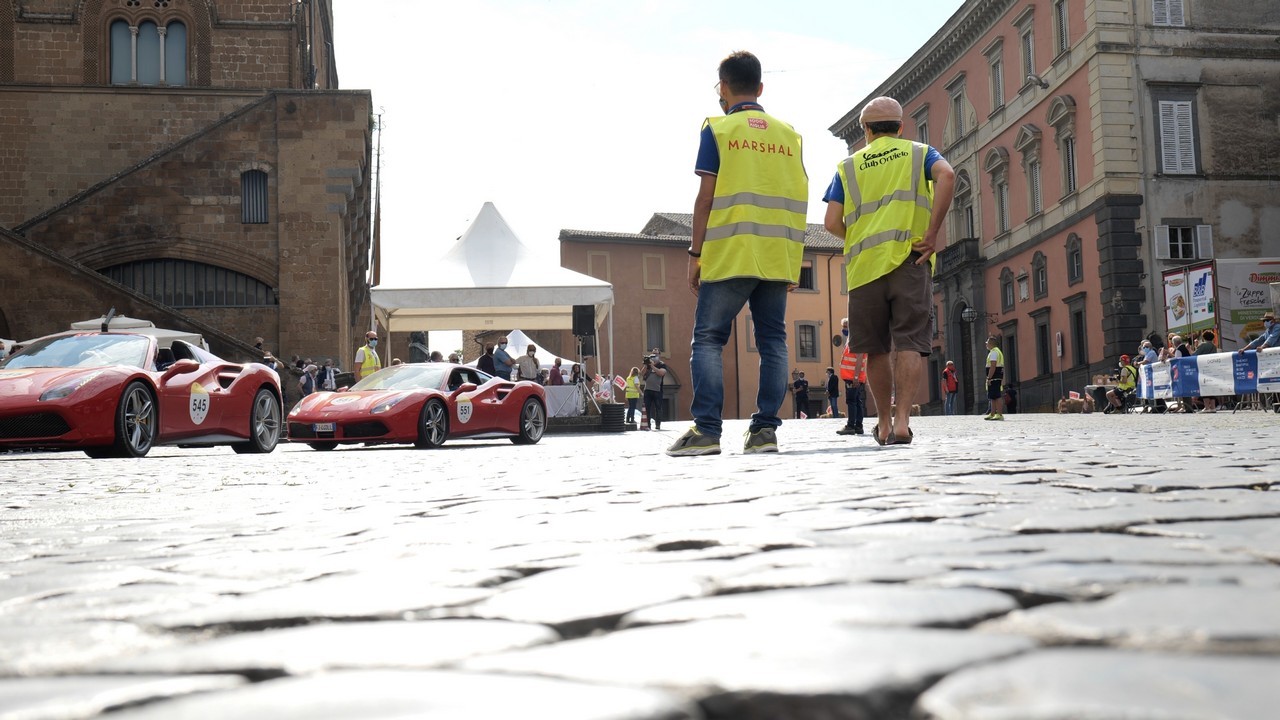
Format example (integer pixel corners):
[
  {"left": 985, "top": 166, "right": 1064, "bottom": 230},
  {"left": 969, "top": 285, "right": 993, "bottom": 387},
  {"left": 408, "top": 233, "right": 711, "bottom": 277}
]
[{"left": 688, "top": 248, "right": 701, "bottom": 257}]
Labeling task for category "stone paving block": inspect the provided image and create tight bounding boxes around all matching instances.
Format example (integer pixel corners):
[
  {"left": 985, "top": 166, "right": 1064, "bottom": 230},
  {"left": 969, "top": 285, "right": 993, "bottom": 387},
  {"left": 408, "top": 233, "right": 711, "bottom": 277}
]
[
  {"left": 979, "top": 586, "right": 1280, "bottom": 652},
  {"left": 920, "top": 531, "right": 1252, "bottom": 570},
  {"left": 0, "top": 674, "right": 245, "bottom": 720},
  {"left": 454, "top": 563, "right": 718, "bottom": 636},
  {"left": 952, "top": 489, "right": 1280, "bottom": 533},
  {"left": 915, "top": 647, "right": 1280, "bottom": 720},
  {"left": 1, "top": 583, "right": 225, "bottom": 625},
  {"left": 97, "top": 619, "right": 558, "bottom": 675},
  {"left": 1130, "top": 517, "right": 1280, "bottom": 562},
  {"left": 0, "top": 622, "right": 175, "bottom": 677},
  {"left": 918, "top": 561, "right": 1280, "bottom": 602},
  {"left": 102, "top": 670, "right": 701, "bottom": 720},
  {"left": 463, "top": 618, "right": 1035, "bottom": 717},
  {"left": 620, "top": 583, "right": 1016, "bottom": 630},
  {"left": 140, "top": 572, "right": 491, "bottom": 630}
]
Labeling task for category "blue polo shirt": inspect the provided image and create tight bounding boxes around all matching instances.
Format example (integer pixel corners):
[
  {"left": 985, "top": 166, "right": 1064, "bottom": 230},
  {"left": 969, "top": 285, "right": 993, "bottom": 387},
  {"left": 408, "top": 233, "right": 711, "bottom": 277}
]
[
  {"left": 694, "top": 101, "right": 765, "bottom": 176},
  {"left": 821, "top": 143, "right": 943, "bottom": 204}
]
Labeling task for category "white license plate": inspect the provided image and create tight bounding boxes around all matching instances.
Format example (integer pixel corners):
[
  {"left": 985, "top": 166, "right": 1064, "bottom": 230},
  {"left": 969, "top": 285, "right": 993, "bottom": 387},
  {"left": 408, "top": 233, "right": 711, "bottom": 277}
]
[{"left": 312, "top": 423, "right": 336, "bottom": 432}]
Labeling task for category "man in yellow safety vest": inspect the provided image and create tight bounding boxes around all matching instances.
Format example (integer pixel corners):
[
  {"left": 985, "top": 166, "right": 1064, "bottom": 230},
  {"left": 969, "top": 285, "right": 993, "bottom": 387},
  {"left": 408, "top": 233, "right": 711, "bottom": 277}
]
[
  {"left": 666, "top": 50, "right": 808, "bottom": 458},
  {"left": 354, "top": 330, "right": 381, "bottom": 381},
  {"left": 824, "top": 96, "right": 955, "bottom": 446}
]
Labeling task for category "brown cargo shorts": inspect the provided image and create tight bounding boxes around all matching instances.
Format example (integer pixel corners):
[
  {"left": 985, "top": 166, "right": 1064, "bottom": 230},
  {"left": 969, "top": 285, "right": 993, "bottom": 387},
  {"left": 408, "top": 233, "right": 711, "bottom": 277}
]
[{"left": 846, "top": 253, "right": 933, "bottom": 356}]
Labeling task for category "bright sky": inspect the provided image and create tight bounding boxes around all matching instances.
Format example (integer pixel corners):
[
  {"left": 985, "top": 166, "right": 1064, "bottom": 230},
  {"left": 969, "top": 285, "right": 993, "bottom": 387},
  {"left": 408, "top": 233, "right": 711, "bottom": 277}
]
[{"left": 333, "top": 0, "right": 965, "bottom": 352}]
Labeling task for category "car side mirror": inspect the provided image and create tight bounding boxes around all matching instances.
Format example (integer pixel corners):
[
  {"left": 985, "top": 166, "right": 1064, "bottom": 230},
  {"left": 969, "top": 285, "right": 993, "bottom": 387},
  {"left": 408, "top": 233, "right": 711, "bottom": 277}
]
[
  {"left": 453, "top": 383, "right": 478, "bottom": 394},
  {"left": 161, "top": 359, "right": 199, "bottom": 379}
]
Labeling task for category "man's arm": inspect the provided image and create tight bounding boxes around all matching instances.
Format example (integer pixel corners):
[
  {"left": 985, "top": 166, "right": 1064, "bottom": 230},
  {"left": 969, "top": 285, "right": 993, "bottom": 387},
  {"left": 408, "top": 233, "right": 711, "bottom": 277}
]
[
  {"left": 824, "top": 200, "right": 845, "bottom": 239},
  {"left": 916, "top": 158, "right": 955, "bottom": 264},
  {"left": 689, "top": 173, "right": 716, "bottom": 293}
]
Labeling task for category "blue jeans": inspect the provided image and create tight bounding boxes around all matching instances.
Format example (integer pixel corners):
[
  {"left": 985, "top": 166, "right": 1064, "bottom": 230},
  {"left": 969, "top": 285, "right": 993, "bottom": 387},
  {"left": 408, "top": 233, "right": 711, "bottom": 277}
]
[
  {"left": 944, "top": 391, "right": 957, "bottom": 415},
  {"left": 689, "top": 278, "right": 789, "bottom": 438}
]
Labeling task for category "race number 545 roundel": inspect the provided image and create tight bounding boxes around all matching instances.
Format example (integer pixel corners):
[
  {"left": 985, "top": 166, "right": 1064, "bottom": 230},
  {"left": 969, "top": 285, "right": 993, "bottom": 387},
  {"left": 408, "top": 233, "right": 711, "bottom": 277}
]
[{"left": 189, "top": 382, "right": 210, "bottom": 425}]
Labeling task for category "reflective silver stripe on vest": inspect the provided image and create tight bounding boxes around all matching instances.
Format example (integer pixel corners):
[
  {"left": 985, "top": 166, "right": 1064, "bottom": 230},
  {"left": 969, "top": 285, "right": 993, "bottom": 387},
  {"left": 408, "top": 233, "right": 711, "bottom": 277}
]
[
  {"left": 842, "top": 144, "right": 924, "bottom": 227},
  {"left": 844, "top": 228, "right": 914, "bottom": 259},
  {"left": 711, "top": 192, "right": 808, "bottom": 214},
  {"left": 705, "top": 222, "right": 807, "bottom": 243}
]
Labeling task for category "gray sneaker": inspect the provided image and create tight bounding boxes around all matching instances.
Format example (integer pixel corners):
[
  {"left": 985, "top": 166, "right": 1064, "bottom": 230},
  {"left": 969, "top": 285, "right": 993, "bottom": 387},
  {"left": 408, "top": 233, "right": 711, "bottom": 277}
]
[
  {"left": 665, "top": 426, "right": 721, "bottom": 457},
  {"left": 743, "top": 426, "right": 778, "bottom": 454}
]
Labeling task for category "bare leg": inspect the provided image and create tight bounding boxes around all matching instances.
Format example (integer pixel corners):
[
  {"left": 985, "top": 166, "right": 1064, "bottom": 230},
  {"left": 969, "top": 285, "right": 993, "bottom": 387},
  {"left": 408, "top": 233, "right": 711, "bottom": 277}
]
[
  {"left": 865, "top": 353, "right": 894, "bottom": 444},
  {"left": 893, "top": 351, "right": 922, "bottom": 440}
]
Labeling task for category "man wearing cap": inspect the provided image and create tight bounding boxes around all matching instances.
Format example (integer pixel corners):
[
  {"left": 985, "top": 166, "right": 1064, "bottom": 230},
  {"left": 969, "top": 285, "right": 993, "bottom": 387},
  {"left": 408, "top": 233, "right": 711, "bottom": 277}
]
[
  {"left": 1106, "top": 354, "right": 1138, "bottom": 413},
  {"left": 667, "top": 49, "right": 808, "bottom": 458},
  {"left": 1239, "top": 311, "right": 1280, "bottom": 353},
  {"left": 824, "top": 96, "right": 954, "bottom": 445}
]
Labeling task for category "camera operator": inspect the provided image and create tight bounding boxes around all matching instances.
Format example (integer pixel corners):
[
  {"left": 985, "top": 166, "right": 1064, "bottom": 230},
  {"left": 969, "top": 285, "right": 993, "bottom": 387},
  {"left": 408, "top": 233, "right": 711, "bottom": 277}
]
[{"left": 641, "top": 351, "right": 667, "bottom": 430}]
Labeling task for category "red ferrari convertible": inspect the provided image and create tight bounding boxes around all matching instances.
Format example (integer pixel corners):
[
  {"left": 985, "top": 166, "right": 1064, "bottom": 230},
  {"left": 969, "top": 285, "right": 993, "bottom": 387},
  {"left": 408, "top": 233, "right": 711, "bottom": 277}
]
[
  {"left": 287, "top": 362, "right": 547, "bottom": 450},
  {"left": 0, "top": 330, "right": 283, "bottom": 458}
]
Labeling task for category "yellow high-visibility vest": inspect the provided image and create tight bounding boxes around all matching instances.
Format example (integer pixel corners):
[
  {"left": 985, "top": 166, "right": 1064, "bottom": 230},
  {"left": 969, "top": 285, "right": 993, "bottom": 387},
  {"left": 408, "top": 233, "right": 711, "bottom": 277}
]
[
  {"left": 358, "top": 345, "right": 381, "bottom": 377},
  {"left": 839, "top": 136, "right": 935, "bottom": 290},
  {"left": 701, "top": 110, "right": 808, "bottom": 283},
  {"left": 1117, "top": 364, "right": 1137, "bottom": 391}
]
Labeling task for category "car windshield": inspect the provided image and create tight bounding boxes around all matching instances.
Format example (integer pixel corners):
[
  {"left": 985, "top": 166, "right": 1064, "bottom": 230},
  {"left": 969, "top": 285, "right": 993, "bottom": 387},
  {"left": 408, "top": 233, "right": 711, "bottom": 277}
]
[
  {"left": 0, "top": 333, "right": 150, "bottom": 370},
  {"left": 351, "top": 363, "right": 448, "bottom": 391}
]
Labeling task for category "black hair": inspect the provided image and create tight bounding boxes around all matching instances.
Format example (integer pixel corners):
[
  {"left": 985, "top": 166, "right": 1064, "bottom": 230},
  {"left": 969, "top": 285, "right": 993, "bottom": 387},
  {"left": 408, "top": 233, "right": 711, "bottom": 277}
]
[
  {"left": 718, "top": 51, "right": 761, "bottom": 95},
  {"left": 1201, "top": 329, "right": 1215, "bottom": 341},
  {"left": 866, "top": 120, "right": 903, "bottom": 135}
]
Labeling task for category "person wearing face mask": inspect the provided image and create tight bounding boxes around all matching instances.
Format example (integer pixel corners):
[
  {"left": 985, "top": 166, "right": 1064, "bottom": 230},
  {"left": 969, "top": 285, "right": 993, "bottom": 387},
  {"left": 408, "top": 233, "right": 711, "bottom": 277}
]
[
  {"left": 515, "top": 344, "right": 540, "bottom": 382},
  {"left": 492, "top": 336, "right": 516, "bottom": 380},
  {"left": 317, "top": 358, "right": 339, "bottom": 391},
  {"left": 477, "top": 343, "right": 497, "bottom": 375},
  {"left": 1239, "top": 311, "right": 1280, "bottom": 354},
  {"left": 354, "top": 331, "right": 381, "bottom": 380}
]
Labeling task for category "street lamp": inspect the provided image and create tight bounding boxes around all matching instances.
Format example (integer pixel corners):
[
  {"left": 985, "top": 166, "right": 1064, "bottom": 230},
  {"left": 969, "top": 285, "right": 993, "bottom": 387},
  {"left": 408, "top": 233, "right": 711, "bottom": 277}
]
[{"left": 961, "top": 307, "right": 997, "bottom": 324}]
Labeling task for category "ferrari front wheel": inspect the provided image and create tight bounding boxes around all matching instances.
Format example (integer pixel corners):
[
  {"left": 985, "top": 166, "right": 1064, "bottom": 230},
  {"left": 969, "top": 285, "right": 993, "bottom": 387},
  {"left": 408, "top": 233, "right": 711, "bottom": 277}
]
[
  {"left": 233, "top": 387, "right": 282, "bottom": 454},
  {"left": 415, "top": 398, "right": 449, "bottom": 448},
  {"left": 113, "top": 381, "right": 157, "bottom": 458},
  {"left": 512, "top": 397, "right": 546, "bottom": 445}
]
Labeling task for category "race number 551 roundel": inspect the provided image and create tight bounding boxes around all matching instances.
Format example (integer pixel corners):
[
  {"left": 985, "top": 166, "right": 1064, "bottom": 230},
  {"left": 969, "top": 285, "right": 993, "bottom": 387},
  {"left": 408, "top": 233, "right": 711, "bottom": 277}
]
[
  {"left": 456, "top": 396, "right": 473, "bottom": 424},
  {"left": 189, "top": 382, "right": 210, "bottom": 425}
]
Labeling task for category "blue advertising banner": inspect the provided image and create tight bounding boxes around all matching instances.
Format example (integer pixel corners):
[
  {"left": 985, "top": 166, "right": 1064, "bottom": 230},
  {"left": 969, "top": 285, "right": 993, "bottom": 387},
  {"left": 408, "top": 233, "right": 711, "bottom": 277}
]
[
  {"left": 1170, "top": 357, "right": 1199, "bottom": 398},
  {"left": 1233, "top": 352, "right": 1259, "bottom": 395},
  {"left": 1135, "top": 347, "right": 1276, "bottom": 400}
]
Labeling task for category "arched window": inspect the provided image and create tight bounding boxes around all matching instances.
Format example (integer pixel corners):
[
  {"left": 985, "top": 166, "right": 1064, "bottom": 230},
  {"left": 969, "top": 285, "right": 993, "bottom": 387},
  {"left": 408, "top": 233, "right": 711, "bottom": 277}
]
[
  {"left": 1065, "top": 233, "right": 1084, "bottom": 285},
  {"left": 102, "top": 260, "right": 276, "bottom": 308},
  {"left": 1000, "top": 267, "right": 1016, "bottom": 312},
  {"left": 985, "top": 148, "right": 1011, "bottom": 235},
  {"left": 1048, "top": 95, "right": 1079, "bottom": 195},
  {"left": 1014, "top": 124, "right": 1044, "bottom": 216},
  {"left": 241, "top": 170, "right": 269, "bottom": 224},
  {"left": 109, "top": 19, "right": 187, "bottom": 86},
  {"left": 1032, "top": 251, "right": 1048, "bottom": 300}
]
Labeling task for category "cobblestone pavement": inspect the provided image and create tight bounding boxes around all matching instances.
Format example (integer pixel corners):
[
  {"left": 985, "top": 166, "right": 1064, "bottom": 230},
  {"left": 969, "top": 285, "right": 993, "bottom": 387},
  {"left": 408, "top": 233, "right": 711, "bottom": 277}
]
[{"left": 3, "top": 410, "right": 1280, "bottom": 719}]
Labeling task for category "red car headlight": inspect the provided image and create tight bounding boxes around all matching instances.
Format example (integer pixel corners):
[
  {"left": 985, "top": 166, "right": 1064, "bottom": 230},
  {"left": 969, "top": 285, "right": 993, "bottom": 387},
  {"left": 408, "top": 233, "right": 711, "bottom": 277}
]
[
  {"left": 370, "top": 394, "right": 408, "bottom": 415},
  {"left": 39, "top": 371, "right": 105, "bottom": 402}
]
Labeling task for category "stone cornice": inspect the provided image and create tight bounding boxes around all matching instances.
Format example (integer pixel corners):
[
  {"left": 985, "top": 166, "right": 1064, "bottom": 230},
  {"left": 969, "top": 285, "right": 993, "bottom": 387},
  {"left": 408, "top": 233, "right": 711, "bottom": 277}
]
[{"left": 830, "top": 0, "right": 1017, "bottom": 145}]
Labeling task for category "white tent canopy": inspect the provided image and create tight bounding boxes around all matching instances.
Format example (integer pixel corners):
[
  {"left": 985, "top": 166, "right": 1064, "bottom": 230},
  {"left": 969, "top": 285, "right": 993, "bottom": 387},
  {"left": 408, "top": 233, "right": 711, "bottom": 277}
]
[{"left": 371, "top": 203, "right": 613, "bottom": 333}]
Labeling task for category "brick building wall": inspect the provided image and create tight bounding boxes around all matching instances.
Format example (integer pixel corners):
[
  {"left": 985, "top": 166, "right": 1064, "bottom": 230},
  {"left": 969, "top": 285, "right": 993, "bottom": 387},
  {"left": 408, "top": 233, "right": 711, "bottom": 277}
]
[{"left": 1, "top": 1, "right": 371, "bottom": 403}]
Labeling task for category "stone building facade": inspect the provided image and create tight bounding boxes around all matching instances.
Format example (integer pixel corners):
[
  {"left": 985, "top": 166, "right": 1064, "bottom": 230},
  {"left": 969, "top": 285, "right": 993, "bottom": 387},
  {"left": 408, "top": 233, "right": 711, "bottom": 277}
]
[
  {"left": 830, "top": 0, "right": 1280, "bottom": 413},
  {"left": 0, "top": 1, "right": 372, "bottom": 393}
]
